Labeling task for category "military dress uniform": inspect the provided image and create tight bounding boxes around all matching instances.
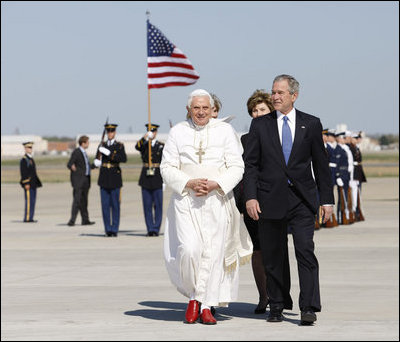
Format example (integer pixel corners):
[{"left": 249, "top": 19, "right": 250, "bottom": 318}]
[
  {"left": 19, "top": 142, "right": 42, "bottom": 222},
  {"left": 95, "top": 124, "right": 127, "bottom": 236},
  {"left": 334, "top": 133, "right": 350, "bottom": 225},
  {"left": 350, "top": 133, "right": 367, "bottom": 221},
  {"left": 135, "top": 124, "right": 164, "bottom": 236},
  {"left": 322, "top": 129, "right": 338, "bottom": 228}
]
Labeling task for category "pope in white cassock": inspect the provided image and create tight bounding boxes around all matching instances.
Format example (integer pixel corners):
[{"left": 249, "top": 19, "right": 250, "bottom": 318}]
[{"left": 160, "top": 89, "right": 253, "bottom": 325}]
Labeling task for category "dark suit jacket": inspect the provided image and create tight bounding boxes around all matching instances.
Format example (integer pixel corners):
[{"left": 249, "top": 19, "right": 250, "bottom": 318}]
[
  {"left": 67, "top": 147, "right": 91, "bottom": 189},
  {"left": 243, "top": 110, "right": 334, "bottom": 220}
]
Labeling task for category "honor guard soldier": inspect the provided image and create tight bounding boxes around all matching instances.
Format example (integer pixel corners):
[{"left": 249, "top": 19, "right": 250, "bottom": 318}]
[
  {"left": 135, "top": 123, "right": 164, "bottom": 236},
  {"left": 334, "top": 132, "right": 351, "bottom": 225},
  {"left": 350, "top": 132, "right": 367, "bottom": 221},
  {"left": 20, "top": 142, "right": 42, "bottom": 222},
  {"left": 322, "top": 129, "right": 338, "bottom": 227},
  {"left": 93, "top": 123, "right": 127, "bottom": 237}
]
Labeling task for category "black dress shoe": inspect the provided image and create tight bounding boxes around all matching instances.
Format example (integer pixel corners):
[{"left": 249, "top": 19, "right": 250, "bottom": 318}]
[
  {"left": 267, "top": 308, "right": 283, "bottom": 322},
  {"left": 82, "top": 221, "right": 95, "bottom": 225},
  {"left": 105, "top": 232, "right": 113, "bottom": 237},
  {"left": 146, "top": 232, "right": 154, "bottom": 237},
  {"left": 300, "top": 308, "right": 317, "bottom": 325},
  {"left": 67, "top": 221, "right": 75, "bottom": 226},
  {"left": 111, "top": 233, "right": 118, "bottom": 237},
  {"left": 254, "top": 299, "right": 269, "bottom": 314}
]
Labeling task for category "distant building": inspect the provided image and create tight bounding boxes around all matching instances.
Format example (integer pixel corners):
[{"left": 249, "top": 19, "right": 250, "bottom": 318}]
[
  {"left": 1, "top": 135, "right": 48, "bottom": 157},
  {"left": 47, "top": 141, "right": 76, "bottom": 155}
]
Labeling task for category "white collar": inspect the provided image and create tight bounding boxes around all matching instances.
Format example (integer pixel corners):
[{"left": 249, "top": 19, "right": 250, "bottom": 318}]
[
  {"left": 190, "top": 118, "right": 210, "bottom": 130},
  {"left": 277, "top": 107, "right": 296, "bottom": 122},
  {"left": 107, "top": 139, "right": 115, "bottom": 146}
]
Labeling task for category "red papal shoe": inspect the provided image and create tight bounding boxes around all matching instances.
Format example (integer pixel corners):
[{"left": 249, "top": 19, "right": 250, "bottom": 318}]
[
  {"left": 200, "top": 308, "right": 217, "bottom": 325},
  {"left": 184, "top": 300, "right": 199, "bottom": 324}
]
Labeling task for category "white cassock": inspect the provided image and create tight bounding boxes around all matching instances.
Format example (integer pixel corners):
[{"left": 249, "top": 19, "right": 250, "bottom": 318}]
[{"left": 161, "top": 118, "right": 253, "bottom": 307}]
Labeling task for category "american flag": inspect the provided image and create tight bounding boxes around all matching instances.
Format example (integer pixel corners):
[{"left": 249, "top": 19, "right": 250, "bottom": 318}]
[{"left": 147, "top": 20, "right": 199, "bottom": 89}]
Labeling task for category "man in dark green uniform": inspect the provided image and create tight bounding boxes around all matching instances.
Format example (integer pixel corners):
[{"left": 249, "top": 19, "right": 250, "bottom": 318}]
[
  {"left": 20, "top": 141, "right": 42, "bottom": 222},
  {"left": 93, "top": 124, "right": 127, "bottom": 237},
  {"left": 135, "top": 124, "right": 164, "bottom": 236}
]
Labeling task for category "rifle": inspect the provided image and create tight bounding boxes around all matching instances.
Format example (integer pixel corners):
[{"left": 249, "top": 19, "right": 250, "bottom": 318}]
[
  {"left": 96, "top": 117, "right": 109, "bottom": 160},
  {"left": 347, "top": 187, "right": 355, "bottom": 223},
  {"left": 356, "top": 187, "right": 365, "bottom": 221},
  {"left": 339, "top": 186, "right": 350, "bottom": 225},
  {"left": 325, "top": 212, "right": 338, "bottom": 228}
]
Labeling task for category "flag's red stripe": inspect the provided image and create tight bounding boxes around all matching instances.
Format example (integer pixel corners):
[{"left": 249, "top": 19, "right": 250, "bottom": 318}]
[
  {"left": 170, "top": 53, "right": 187, "bottom": 58},
  {"left": 148, "top": 62, "right": 195, "bottom": 70},
  {"left": 148, "top": 72, "right": 199, "bottom": 79},
  {"left": 148, "top": 81, "right": 196, "bottom": 89}
]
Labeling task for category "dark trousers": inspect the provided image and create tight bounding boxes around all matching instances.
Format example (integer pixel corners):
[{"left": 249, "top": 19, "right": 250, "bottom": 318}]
[
  {"left": 69, "top": 185, "right": 89, "bottom": 223},
  {"left": 258, "top": 186, "right": 321, "bottom": 312},
  {"left": 23, "top": 187, "right": 37, "bottom": 222},
  {"left": 100, "top": 187, "right": 121, "bottom": 234},
  {"left": 141, "top": 187, "right": 163, "bottom": 234}
]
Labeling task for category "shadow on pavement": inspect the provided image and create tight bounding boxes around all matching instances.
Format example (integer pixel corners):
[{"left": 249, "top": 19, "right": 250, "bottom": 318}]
[{"left": 124, "top": 301, "right": 300, "bottom": 324}]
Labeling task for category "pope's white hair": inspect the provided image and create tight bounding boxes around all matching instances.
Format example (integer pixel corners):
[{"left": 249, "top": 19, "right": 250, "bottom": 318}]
[{"left": 187, "top": 89, "right": 214, "bottom": 108}]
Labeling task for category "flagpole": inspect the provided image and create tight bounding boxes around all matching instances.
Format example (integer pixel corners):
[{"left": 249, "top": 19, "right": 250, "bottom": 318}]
[{"left": 146, "top": 10, "right": 152, "bottom": 170}]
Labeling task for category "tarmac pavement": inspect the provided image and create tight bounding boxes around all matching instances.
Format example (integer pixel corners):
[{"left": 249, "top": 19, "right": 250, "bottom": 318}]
[{"left": 1, "top": 178, "right": 399, "bottom": 341}]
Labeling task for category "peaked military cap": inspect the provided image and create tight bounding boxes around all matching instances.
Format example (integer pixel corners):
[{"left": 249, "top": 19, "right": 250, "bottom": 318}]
[
  {"left": 322, "top": 128, "right": 329, "bottom": 135},
  {"left": 145, "top": 123, "right": 160, "bottom": 132},
  {"left": 335, "top": 131, "right": 346, "bottom": 137},
  {"left": 327, "top": 129, "right": 336, "bottom": 136},
  {"left": 105, "top": 123, "right": 118, "bottom": 130},
  {"left": 22, "top": 141, "right": 34, "bottom": 147}
]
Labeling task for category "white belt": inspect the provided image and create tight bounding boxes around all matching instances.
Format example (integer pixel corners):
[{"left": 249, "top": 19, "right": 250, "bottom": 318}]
[{"left": 329, "top": 163, "right": 337, "bottom": 167}]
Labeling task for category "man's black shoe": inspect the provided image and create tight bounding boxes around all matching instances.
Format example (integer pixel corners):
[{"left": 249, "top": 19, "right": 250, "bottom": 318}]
[
  {"left": 300, "top": 308, "right": 317, "bottom": 325},
  {"left": 67, "top": 221, "right": 75, "bottom": 226},
  {"left": 111, "top": 233, "right": 118, "bottom": 237},
  {"left": 105, "top": 232, "right": 113, "bottom": 237},
  {"left": 82, "top": 221, "right": 95, "bottom": 225},
  {"left": 146, "top": 232, "right": 154, "bottom": 237},
  {"left": 267, "top": 308, "right": 283, "bottom": 322}
]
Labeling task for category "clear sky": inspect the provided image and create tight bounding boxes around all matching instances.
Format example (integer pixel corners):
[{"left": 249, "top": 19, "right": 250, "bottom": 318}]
[{"left": 1, "top": 1, "right": 399, "bottom": 137}]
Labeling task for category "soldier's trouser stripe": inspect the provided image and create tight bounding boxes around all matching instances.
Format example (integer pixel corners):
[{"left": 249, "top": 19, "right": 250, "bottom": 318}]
[{"left": 26, "top": 189, "right": 30, "bottom": 221}]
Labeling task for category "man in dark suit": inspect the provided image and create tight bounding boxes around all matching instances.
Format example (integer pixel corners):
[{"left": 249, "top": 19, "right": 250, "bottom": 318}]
[
  {"left": 20, "top": 141, "right": 42, "bottom": 222},
  {"left": 67, "top": 135, "right": 95, "bottom": 226},
  {"left": 244, "top": 74, "right": 334, "bottom": 325},
  {"left": 135, "top": 123, "right": 164, "bottom": 237}
]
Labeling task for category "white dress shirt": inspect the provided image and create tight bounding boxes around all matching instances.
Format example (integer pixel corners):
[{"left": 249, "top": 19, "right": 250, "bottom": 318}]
[{"left": 277, "top": 108, "right": 296, "bottom": 145}]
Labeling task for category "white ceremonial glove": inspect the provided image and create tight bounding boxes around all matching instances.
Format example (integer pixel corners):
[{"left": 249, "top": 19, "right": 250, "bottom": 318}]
[
  {"left": 94, "top": 159, "right": 102, "bottom": 168},
  {"left": 162, "top": 183, "right": 166, "bottom": 191},
  {"left": 146, "top": 131, "right": 154, "bottom": 140},
  {"left": 336, "top": 177, "right": 344, "bottom": 187},
  {"left": 99, "top": 146, "right": 111, "bottom": 156}
]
